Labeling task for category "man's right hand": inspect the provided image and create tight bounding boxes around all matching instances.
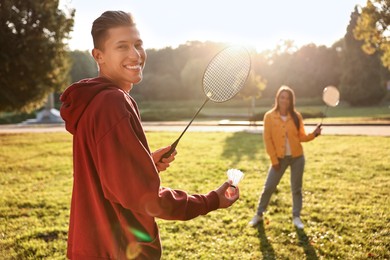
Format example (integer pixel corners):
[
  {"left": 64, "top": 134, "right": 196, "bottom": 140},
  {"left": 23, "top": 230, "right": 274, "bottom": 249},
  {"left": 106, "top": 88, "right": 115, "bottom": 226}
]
[{"left": 151, "top": 146, "right": 177, "bottom": 172}]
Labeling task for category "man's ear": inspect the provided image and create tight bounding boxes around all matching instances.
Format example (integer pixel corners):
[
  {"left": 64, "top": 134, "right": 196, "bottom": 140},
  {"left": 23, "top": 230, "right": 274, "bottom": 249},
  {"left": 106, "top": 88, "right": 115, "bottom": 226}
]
[{"left": 92, "top": 48, "right": 104, "bottom": 65}]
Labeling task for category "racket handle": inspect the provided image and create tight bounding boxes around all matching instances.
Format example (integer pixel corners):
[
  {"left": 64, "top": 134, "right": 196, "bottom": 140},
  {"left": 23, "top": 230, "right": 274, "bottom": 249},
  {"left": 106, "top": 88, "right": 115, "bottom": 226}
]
[
  {"left": 160, "top": 140, "right": 179, "bottom": 161},
  {"left": 314, "top": 123, "right": 322, "bottom": 137}
]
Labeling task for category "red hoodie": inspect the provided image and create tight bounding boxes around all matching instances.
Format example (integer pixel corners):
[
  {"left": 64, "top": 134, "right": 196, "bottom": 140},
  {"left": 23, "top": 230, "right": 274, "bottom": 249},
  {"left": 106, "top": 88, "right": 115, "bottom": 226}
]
[{"left": 60, "top": 77, "right": 219, "bottom": 259}]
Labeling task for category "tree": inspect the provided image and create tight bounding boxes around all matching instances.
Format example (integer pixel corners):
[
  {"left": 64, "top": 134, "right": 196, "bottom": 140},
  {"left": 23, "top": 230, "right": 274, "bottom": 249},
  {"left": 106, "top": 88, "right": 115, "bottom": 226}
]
[
  {"left": 289, "top": 44, "right": 341, "bottom": 98},
  {"left": 239, "top": 71, "right": 266, "bottom": 119},
  {"left": 340, "top": 7, "right": 386, "bottom": 106},
  {"left": 258, "top": 49, "right": 294, "bottom": 98},
  {"left": 134, "top": 41, "right": 226, "bottom": 101},
  {"left": 0, "top": 0, "right": 74, "bottom": 112},
  {"left": 180, "top": 58, "right": 205, "bottom": 100},
  {"left": 354, "top": 0, "right": 390, "bottom": 70},
  {"left": 70, "top": 50, "right": 98, "bottom": 83}
]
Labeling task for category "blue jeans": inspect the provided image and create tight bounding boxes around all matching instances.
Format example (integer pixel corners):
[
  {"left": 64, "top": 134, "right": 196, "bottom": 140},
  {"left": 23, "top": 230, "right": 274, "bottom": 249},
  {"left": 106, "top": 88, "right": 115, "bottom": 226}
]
[{"left": 256, "top": 155, "right": 305, "bottom": 217}]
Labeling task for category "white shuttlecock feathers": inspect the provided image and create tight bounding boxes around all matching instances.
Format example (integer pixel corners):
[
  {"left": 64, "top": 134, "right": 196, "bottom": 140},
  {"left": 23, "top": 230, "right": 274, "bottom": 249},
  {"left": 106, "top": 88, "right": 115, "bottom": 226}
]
[{"left": 227, "top": 168, "right": 244, "bottom": 188}]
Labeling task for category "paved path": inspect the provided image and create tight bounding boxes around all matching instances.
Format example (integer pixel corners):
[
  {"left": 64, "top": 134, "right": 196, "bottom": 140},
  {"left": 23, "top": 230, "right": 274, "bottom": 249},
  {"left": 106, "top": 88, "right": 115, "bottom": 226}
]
[{"left": 0, "top": 121, "right": 389, "bottom": 136}]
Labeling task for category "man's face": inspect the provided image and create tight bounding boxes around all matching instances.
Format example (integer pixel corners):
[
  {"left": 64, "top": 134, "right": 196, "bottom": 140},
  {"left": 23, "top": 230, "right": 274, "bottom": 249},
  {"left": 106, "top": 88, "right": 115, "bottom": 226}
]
[{"left": 93, "top": 25, "right": 146, "bottom": 90}]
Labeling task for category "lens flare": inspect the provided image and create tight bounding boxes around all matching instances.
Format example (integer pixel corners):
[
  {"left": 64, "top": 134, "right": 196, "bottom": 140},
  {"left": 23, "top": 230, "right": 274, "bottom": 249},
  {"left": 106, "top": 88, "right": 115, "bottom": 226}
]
[
  {"left": 129, "top": 227, "right": 152, "bottom": 242},
  {"left": 126, "top": 242, "right": 142, "bottom": 260}
]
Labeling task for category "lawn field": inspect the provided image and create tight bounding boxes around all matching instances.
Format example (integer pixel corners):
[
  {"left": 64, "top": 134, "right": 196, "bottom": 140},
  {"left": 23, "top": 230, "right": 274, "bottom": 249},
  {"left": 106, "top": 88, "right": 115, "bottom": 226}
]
[{"left": 0, "top": 132, "right": 389, "bottom": 259}]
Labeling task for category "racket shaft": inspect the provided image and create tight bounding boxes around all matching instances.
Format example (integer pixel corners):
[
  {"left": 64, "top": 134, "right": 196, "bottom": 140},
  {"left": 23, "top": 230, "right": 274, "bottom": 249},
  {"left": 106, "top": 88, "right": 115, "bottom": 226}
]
[
  {"left": 320, "top": 105, "right": 329, "bottom": 125},
  {"left": 161, "top": 99, "right": 209, "bottom": 160}
]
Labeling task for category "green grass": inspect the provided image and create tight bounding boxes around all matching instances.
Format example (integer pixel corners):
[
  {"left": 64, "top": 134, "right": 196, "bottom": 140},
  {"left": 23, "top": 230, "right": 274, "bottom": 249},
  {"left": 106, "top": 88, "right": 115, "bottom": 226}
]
[{"left": 0, "top": 132, "right": 389, "bottom": 259}]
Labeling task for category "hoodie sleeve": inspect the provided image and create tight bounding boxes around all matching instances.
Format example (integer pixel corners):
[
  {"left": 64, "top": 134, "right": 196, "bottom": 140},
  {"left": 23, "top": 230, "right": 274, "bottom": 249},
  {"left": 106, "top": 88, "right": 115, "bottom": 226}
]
[{"left": 96, "top": 114, "right": 219, "bottom": 221}]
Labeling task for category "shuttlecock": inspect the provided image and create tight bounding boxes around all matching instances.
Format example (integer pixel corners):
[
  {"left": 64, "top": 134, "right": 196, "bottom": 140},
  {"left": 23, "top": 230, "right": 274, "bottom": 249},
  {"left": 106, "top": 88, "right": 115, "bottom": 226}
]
[{"left": 226, "top": 168, "right": 244, "bottom": 188}]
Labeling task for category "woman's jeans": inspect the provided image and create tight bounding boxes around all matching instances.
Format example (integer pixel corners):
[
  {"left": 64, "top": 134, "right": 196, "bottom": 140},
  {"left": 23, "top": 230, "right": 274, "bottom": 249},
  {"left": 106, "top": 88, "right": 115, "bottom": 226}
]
[{"left": 256, "top": 155, "right": 305, "bottom": 218}]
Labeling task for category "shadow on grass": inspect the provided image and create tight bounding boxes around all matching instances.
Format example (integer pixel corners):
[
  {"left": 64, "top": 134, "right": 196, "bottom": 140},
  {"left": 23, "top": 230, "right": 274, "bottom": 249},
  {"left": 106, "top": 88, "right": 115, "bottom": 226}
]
[
  {"left": 257, "top": 221, "right": 276, "bottom": 260},
  {"left": 295, "top": 227, "right": 318, "bottom": 260},
  {"left": 222, "top": 131, "right": 263, "bottom": 166}
]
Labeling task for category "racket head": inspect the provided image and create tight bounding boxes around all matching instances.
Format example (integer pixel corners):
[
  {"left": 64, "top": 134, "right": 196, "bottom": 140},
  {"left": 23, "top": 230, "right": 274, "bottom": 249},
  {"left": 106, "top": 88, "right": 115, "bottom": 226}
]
[
  {"left": 202, "top": 46, "right": 251, "bottom": 103},
  {"left": 323, "top": 86, "right": 340, "bottom": 107}
]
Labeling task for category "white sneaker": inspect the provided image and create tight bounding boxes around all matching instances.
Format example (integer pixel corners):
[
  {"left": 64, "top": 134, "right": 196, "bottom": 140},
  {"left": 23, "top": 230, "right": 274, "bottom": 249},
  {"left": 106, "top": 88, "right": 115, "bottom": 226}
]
[
  {"left": 249, "top": 214, "right": 263, "bottom": 227},
  {"left": 293, "top": 217, "right": 304, "bottom": 229}
]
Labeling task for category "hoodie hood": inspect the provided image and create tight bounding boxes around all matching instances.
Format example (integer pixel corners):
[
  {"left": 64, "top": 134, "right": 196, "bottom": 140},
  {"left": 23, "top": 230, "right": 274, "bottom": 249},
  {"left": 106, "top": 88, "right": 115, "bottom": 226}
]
[{"left": 60, "top": 77, "right": 120, "bottom": 134}]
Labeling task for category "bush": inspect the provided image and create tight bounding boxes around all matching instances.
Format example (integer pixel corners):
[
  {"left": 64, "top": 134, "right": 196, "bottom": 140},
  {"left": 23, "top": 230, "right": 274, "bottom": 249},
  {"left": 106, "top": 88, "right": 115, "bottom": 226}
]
[
  {"left": 140, "top": 108, "right": 202, "bottom": 121},
  {"left": 249, "top": 111, "right": 324, "bottom": 121},
  {"left": 0, "top": 112, "right": 36, "bottom": 124}
]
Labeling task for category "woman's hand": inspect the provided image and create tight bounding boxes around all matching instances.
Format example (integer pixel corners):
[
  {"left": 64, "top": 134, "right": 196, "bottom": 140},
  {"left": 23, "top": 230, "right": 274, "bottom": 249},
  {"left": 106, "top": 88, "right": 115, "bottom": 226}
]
[
  {"left": 272, "top": 164, "right": 281, "bottom": 171},
  {"left": 313, "top": 123, "right": 322, "bottom": 137},
  {"left": 151, "top": 146, "right": 177, "bottom": 172}
]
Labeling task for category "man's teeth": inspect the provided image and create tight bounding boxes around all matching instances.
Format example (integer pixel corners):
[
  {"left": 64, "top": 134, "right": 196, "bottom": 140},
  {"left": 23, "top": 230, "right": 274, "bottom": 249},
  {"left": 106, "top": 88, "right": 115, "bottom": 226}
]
[{"left": 125, "top": 65, "right": 140, "bottom": 69}]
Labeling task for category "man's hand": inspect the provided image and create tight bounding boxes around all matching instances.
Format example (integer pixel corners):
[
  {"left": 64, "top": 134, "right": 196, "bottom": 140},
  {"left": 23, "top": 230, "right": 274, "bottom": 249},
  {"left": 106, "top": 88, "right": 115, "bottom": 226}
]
[
  {"left": 214, "top": 181, "right": 240, "bottom": 209},
  {"left": 151, "top": 146, "right": 177, "bottom": 172}
]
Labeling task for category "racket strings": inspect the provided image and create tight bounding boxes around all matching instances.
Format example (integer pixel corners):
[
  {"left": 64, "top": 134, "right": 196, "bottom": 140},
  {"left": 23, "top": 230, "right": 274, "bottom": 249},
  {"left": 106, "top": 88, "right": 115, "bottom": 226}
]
[
  {"left": 323, "top": 86, "right": 340, "bottom": 107},
  {"left": 203, "top": 47, "right": 250, "bottom": 102}
]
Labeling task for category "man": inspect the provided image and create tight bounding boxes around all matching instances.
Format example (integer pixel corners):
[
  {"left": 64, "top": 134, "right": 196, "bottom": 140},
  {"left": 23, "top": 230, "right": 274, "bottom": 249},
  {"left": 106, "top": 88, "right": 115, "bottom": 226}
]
[{"left": 60, "top": 10, "right": 239, "bottom": 259}]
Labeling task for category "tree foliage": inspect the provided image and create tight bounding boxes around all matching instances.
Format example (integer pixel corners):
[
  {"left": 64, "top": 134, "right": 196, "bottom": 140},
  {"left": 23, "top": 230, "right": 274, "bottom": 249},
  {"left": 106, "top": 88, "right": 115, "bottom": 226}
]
[
  {"left": 253, "top": 42, "right": 341, "bottom": 100},
  {"left": 0, "top": 0, "right": 74, "bottom": 112},
  {"left": 70, "top": 50, "right": 97, "bottom": 83},
  {"left": 133, "top": 41, "right": 227, "bottom": 101},
  {"left": 133, "top": 40, "right": 345, "bottom": 103},
  {"left": 60, "top": 6, "right": 388, "bottom": 107},
  {"left": 128, "top": 37, "right": 385, "bottom": 106},
  {"left": 340, "top": 7, "right": 386, "bottom": 106},
  {"left": 354, "top": 0, "right": 390, "bottom": 70}
]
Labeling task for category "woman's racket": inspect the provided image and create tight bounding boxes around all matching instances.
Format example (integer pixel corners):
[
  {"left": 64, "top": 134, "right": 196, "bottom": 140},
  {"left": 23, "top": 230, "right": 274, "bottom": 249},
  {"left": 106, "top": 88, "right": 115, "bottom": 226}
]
[
  {"left": 320, "top": 85, "right": 340, "bottom": 126},
  {"left": 161, "top": 46, "right": 251, "bottom": 159}
]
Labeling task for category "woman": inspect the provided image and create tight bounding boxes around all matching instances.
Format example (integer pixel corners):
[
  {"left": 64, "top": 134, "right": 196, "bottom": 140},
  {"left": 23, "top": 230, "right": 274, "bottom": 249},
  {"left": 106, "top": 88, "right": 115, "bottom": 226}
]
[{"left": 249, "top": 86, "right": 321, "bottom": 229}]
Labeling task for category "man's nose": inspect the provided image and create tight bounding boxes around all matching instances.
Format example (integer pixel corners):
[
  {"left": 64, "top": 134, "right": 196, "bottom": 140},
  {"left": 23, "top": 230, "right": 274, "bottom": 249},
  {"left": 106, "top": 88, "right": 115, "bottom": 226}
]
[{"left": 129, "top": 47, "right": 141, "bottom": 59}]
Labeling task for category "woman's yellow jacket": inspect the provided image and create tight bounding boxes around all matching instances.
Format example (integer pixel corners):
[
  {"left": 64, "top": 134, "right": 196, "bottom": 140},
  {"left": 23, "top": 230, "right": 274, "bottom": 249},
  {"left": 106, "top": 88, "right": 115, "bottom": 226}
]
[{"left": 263, "top": 109, "right": 315, "bottom": 165}]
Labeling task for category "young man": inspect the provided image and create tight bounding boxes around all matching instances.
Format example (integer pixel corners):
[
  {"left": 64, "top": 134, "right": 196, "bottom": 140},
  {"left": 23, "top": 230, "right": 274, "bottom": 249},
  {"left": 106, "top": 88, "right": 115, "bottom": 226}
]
[{"left": 60, "top": 11, "right": 239, "bottom": 259}]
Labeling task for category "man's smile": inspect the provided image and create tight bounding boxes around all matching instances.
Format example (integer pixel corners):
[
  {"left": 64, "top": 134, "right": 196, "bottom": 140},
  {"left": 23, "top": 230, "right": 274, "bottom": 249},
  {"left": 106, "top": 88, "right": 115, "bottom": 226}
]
[{"left": 124, "top": 64, "right": 142, "bottom": 70}]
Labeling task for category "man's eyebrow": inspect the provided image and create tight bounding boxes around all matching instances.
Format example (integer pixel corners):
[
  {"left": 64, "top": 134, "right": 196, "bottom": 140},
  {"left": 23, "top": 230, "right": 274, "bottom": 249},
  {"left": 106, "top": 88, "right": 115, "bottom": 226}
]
[
  {"left": 115, "top": 40, "right": 129, "bottom": 44},
  {"left": 114, "top": 39, "right": 143, "bottom": 45}
]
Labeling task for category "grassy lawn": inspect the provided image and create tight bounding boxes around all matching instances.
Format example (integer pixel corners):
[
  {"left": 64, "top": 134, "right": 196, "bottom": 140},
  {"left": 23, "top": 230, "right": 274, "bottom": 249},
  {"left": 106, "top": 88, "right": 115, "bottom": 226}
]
[{"left": 0, "top": 132, "right": 389, "bottom": 259}]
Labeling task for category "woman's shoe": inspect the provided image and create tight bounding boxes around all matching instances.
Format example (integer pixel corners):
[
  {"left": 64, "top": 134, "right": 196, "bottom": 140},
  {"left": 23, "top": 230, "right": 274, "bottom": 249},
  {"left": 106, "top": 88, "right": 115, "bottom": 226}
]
[{"left": 248, "top": 214, "right": 263, "bottom": 227}]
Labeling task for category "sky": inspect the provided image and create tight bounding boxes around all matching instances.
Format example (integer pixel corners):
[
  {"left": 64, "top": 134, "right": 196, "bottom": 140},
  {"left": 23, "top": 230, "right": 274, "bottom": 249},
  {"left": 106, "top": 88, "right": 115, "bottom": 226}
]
[{"left": 59, "top": 0, "right": 367, "bottom": 52}]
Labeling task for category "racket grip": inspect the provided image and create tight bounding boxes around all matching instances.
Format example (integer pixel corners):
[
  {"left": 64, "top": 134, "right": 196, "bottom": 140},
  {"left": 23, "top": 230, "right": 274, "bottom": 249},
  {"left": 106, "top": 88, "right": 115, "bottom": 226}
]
[
  {"left": 314, "top": 123, "right": 322, "bottom": 137},
  {"left": 160, "top": 141, "right": 178, "bottom": 161}
]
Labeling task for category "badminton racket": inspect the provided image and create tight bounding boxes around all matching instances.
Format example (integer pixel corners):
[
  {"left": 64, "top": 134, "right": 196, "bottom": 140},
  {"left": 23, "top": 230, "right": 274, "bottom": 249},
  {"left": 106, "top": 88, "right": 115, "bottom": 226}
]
[
  {"left": 320, "top": 85, "right": 340, "bottom": 126},
  {"left": 161, "top": 46, "right": 251, "bottom": 159}
]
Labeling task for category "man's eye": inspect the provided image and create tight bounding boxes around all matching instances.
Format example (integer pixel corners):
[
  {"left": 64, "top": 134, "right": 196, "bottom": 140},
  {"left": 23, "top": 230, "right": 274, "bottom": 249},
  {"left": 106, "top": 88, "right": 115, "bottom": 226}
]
[{"left": 118, "top": 45, "right": 128, "bottom": 49}]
